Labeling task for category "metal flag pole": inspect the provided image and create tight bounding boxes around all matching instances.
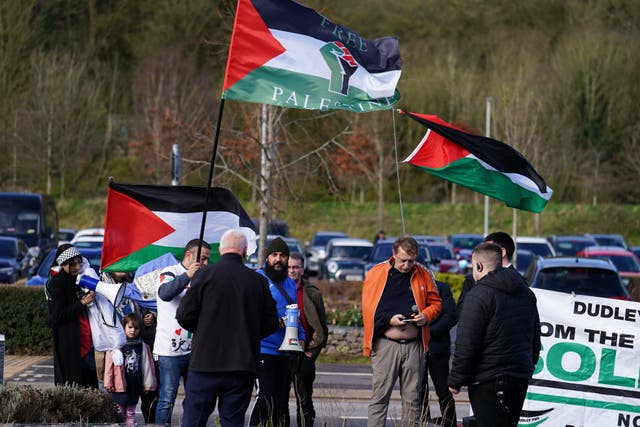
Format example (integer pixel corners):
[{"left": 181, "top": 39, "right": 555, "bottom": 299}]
[
  {"left": 196, "top": 98, "right": 226, "bottom": 261},
  {"left": 392, "top": 108, "right": 406, "bottom": 236},
  {"left": 484, "top": 97, "right": 492, "bottom": 237}
]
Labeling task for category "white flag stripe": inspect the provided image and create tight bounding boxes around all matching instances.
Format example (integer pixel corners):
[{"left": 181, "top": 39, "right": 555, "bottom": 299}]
[
  {"left": 268, "top": 30, "right": 401, "bottom": 98},
  {"left": 152, "top": 211, "right": 257, "bottom": 255}
]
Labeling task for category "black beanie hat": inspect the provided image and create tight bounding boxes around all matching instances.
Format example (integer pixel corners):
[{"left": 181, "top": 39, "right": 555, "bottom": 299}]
[{"left": 266, "top": 237, "right": 289, "bottom": 257}]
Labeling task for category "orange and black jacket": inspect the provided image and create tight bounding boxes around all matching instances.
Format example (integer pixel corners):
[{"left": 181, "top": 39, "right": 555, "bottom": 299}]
[{"left": 362, "top": 258, "right": 442, "bottom": 357}]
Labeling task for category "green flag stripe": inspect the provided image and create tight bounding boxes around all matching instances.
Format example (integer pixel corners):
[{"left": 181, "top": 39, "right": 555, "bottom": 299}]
[
  {"left": 415, "top": 157, "right": 549, "bottom": 213},
  {"left": 526, "top": 391, "right": 640, "bottom": 413},
  {"left": 223, "top": 66, "right": 400, "bottom": 112},
  {"left": 103, "top": 243, "right": 221, "bottom": 272}
]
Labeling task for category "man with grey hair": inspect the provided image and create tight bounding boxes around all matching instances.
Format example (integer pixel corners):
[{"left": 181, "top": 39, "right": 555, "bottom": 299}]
[{"left": 176, "top": 229, "right": 279, "bottom": 427}]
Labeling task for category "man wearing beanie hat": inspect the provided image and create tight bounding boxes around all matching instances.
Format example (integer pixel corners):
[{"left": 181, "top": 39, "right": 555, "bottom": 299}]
[{"left": 250, "top": 237, "right": 305, "bottom": 427}]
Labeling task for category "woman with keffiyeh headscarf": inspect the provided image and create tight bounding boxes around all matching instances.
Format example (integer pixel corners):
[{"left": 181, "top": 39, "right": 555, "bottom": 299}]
[{"left": 45, "top": 243, "right": 98, "bottom": 388}]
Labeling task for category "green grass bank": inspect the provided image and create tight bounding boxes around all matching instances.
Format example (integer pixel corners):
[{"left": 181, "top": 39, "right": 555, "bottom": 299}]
[{"left": 59, "top": 198, "right": 640, "bottom": 247}]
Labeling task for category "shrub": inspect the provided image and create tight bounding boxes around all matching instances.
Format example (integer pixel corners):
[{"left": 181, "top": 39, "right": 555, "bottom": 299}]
[
  {"left": 0, "top": 385, "right": 121, "bottom": 424},
  {"left": 0, "top": 286, "right": 52, "bottom": 355}
]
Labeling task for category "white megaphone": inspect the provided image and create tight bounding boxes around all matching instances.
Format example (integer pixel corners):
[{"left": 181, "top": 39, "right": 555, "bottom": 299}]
[
  {"left": 279, "top": 304, "right": 304, "bottom": 353},
  {"left": 78, "top": 275, "right": 126, "bottom": 308}
]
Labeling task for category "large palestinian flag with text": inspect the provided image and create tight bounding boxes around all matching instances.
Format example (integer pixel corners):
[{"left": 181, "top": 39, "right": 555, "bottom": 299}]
[
  {"left": 101, "top": 183, "right": 256, "bottom": 272},
  {"left": 402, "top": 111, "right": 553, "bottom": 213},
  {"left": 222, "top": 0, "right": 401, "bottom": 112}
]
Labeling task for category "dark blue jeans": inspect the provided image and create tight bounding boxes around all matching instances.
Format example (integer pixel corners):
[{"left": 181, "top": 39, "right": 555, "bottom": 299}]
[
  {"left": 155, "top": 354, "right": 190, "bottom": 425},
  {"left": 181, "top": 370, "right": 254, "bottom": 427}
]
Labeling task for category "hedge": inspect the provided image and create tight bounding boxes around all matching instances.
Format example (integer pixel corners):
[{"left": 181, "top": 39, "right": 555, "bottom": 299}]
[
  {"left": 0, "top": 286, "right": 52, "bottom": 355},
  {"left": 0, "top": 273, "right": 466, "bottom": 355}
]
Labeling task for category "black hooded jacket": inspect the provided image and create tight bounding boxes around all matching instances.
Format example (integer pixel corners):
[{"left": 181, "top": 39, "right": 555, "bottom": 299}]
[{"left": 448, "top": 267, "right": 541, "bottom": 388}]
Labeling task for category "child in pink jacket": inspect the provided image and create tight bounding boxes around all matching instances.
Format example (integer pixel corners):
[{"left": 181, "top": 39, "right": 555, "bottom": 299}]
[{"left": 105, "top": 313, "right": 157, "bottom": 426}]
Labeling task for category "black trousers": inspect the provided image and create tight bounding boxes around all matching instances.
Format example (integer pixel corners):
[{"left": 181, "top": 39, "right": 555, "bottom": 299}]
[
  {"left": 289, "top": 352, "right": 318, "bottom": 427},
  {"left": 141, "top": 361, "right": 160, "bottom": 423},
  {"left": 250, "top": 354, "right": 291, "bottom": 427},
  {"left": 468, "top": 376, "right": 530, "bottom": 427},
  {"left": 422, "top": 352, "right": 457, "bottom": 427}
]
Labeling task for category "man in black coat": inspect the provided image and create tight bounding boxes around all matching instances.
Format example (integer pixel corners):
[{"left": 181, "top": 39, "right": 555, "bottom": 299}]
[
  {"left": 176, "top": 229, "right": 279, "bottom": 427},
  {"left": 456, "top": 231, "right": 518, "bottom": 319},
  {"left": 448, "top": 242, "right": 541, "bottom": 427},
  {"left": 421, "top": 281, "right": 457, "bottom": 426}
]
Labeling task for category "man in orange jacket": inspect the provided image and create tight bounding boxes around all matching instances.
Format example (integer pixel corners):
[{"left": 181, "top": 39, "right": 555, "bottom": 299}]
[{"left": 362, "top": 236, "right": 442, "bottom": 427}]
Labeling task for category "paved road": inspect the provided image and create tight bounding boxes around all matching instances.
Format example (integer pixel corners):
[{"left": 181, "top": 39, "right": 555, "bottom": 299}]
[{"left": 6, "top": 357, "right": 470, "bottom": 426}]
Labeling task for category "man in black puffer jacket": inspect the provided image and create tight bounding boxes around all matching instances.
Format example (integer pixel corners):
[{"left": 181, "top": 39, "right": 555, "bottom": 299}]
[{"left": 448, "top": 242, "right": 541, "bottom": 427}]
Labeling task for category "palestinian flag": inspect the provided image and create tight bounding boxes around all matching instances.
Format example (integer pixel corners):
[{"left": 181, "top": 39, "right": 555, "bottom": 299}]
[
  {"left": 101, "top": 182, "right": 257, "bottom": 272},
  {"left": 402, "top": 111, "right": 553, "bottom": 213},
  {"left": 222, "top": 0, "right": 401, "bottom": 113}
]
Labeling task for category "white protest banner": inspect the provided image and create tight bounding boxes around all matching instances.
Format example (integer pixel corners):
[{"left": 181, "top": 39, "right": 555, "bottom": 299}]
[{"left": 521, "top": 289, "right": 640, "bottom": 426}]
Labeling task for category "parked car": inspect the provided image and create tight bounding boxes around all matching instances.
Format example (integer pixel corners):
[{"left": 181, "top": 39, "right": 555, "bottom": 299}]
[
  {"left": 576, "top": 246, "right": 640, "bottom": 287},
  {"left": 525, "top": 256, "right": 630, "bottom": 300},
  {"left": 516, "top": 236, "right": 556, "bottom": 257},
  {"left": 70, "top": 227, "right": 104, "bottom": 249},
  {"left": 449, "top": 233, "right": 484, "bottom": 261},
  {"left": 245, "top": 235, "right": 306, "bottom": 270},
  {"left": 26, "top": 247, "right": 103, "bottom": 286},
  {"left": 365, "top": 238, "right": 434, "bottom": 274},
  {"left": 423, "top": 241, "right": 459, "bottom": 273},
  {"left": 0, "top": 236, "right": 33, "bottom": 283},
  {"left": 322, "top": 238, "right": 373, "bottom": 281},
  {"left": 547, "top": 235, "right": 598, "bottom": 256},
  {"left": 57, "top": 228, "right": 77, "bottom": 246},
  {"left": 513, "top": 249, "right": 535, "bottom": 276},
  {"left": 305, "top": 231, "right": 348, "bottom": 275},
  {"left": 583, "top": 233, "right": 628, "bottom": 249}
]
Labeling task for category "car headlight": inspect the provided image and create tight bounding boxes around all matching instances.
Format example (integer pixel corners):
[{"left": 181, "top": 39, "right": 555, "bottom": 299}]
[
  {"left": 0, "top": 267, "right": 13, "bottom": 274},
  {"left": 327, "top": 261, "right": 338, "bottom": 273}
]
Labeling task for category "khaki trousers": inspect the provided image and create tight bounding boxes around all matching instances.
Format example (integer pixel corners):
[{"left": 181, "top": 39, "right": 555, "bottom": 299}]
[{"left": 368, "top": 337, "right": 424, "bottom": 427}]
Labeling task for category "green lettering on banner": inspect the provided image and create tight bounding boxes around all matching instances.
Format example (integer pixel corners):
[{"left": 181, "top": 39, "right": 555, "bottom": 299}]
[
  {"left": 599, "top": 348, "right": 635, "bottom": 387},
  {"left": 547, "top": 342, "right": 595, "bottom": 382},
  {"left": 526, "top": 392, "right": 640, "bottom": 413}
]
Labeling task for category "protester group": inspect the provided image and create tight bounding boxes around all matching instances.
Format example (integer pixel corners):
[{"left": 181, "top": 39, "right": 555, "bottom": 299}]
[{"left": 45, "top": 229, "right": 540, "bottom": 427}]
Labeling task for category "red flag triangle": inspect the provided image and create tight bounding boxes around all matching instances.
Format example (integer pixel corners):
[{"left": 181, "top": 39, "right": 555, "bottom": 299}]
[
  {"left": 101, "top": 188, "right": 175, "bottom": 269},
  {"left": 222, "top": 0, "right": 286, "bottom": 92}
]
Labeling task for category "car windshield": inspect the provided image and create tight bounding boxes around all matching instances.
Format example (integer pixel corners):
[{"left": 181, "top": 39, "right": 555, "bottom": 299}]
[
  {"left": 592, "top": 255, "right": 640, "bottom": 273},
  {"left": 451, "top": 236, "right": 484, "bottom": 249},
  {"left": 554, "top": 240, "right": 593, "bottom": 256},
  {"left": 73, "top": 240, "right": 103, "bottom": 249},
  {"left": 58, "top": 231, "right": 75, "bottom": 241},
  {"left": 329, "top": 245, "right": 371, "bottom": 259},
  {"left": 312, "top": 234, "right": 345, "bottom": 247},
  {"left": 0, "top": 240, "right": 17, "bottom": 258},
  {"left": 427, "top": 244, "right": 454, "bottom": 260},
  {"left": 592, "top": 237, "right": 625, "bottom": 248},
  {"left": 536, "top": 267, "right": 624, "bottom": 297},
  {"left": 518, "top": 242, "right": 553, "bottom": 257}
]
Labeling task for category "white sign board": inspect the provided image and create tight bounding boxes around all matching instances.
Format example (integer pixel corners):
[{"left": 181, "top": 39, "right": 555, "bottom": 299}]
[{"left": 522, "top": 289, "right": 640, "bottom": 426}]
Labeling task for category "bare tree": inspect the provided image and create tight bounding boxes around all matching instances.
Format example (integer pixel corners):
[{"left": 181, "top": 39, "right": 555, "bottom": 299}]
[{"left": 6, "top": 51, "right": 106, "bottom": 197}]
